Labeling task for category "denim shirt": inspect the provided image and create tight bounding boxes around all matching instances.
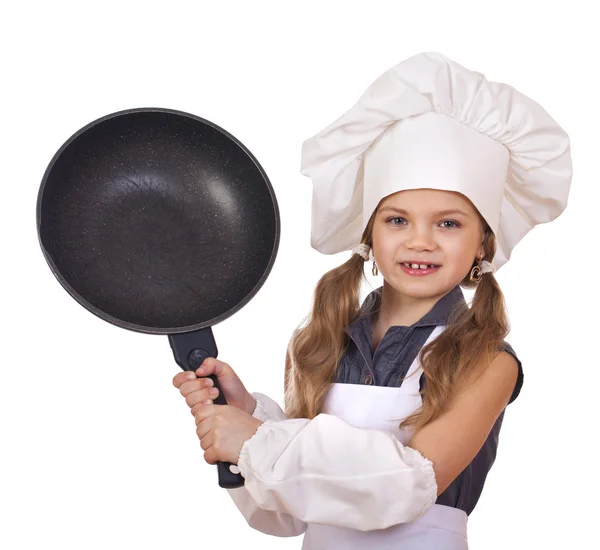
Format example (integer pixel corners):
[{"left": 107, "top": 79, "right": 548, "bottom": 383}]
[{"left": 336, "top": 284, "right": 524, "bottom": 516}]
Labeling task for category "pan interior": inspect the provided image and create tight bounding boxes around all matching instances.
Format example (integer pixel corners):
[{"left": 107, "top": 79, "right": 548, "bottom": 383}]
[{"left": 39, "top": 111, "right": 277, "bottom": 331}]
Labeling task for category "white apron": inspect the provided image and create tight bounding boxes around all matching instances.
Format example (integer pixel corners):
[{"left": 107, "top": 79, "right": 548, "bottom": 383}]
[{"left": 301, "top": 324, "right": 468, "bottom": 549}]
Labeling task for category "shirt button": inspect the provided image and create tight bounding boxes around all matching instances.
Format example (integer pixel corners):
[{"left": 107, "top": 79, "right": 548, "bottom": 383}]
[{"left": 364, "top": 374, "right": 373, "bottom": 385}]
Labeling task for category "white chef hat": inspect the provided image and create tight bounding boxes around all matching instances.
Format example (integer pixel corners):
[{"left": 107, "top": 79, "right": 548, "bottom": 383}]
[{"left": 300, "top": 51, "right": 572, "bottom": 271}]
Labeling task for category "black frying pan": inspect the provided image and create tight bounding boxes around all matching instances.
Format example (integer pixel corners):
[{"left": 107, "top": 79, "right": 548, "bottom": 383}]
[{"left": 36, "top": 107, "right": 280, "bottom": 489}]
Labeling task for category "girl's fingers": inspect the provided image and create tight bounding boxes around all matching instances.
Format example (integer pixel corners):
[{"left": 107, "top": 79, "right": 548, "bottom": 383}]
[
  {"left": 197, "top": 420, "right": 214, "bottom": 447},
  {"left": 185, "top": 387, "right": 219, "bottom": 409},
  {"left": 195, "top": 357, "right": 228, "bottom": 377},
  {"left": 190, "top": 399, "right": 213, "bottom": 417},
  {"left": 179, "top": 377, "right": 214, "bottom": 397},
  {"left": 195, "top": 358, "right": 214, "bottom": 376},
  {"left": 172, "top": 371, "right": 196, "bottom": 388}
]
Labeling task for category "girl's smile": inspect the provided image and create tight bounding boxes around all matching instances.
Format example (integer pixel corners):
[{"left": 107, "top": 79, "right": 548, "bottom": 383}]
[{"left": 399, "top": 264, "right": 441, "bottom": 276}]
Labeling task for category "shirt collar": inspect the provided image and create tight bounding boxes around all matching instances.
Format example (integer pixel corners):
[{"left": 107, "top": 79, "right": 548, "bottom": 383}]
[{"left": 344, "top": 283, "right": 468, "bottom": 334}]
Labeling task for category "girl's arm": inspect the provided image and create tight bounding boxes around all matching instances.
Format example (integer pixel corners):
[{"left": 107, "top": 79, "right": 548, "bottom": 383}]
[
  {"left": 225, "top": 392, "right": 308, "bottom": 537},
  {"left": 234, "top": 351, "right": 519, "bottom": 532},
  {"left": 406, "top": 350, "right": 519, "bottom": 494}
]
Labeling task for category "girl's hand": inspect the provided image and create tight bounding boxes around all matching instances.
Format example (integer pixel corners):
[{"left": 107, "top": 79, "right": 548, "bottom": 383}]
[
  {"left": 194, "top": 404, "right": 264, "bottom": 466},
  {"left": 172, "top": 357, "right": 256, "bottom": 416}
]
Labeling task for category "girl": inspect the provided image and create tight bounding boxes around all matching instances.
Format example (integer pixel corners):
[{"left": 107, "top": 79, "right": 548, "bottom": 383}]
[{"left": 173, "top": 51, "right": 572, "bottom": 549}]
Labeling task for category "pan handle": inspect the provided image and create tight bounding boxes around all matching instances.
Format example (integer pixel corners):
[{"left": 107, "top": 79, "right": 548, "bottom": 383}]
[{"left": 169, "top": 327, "right": 245, "bottom": 489}]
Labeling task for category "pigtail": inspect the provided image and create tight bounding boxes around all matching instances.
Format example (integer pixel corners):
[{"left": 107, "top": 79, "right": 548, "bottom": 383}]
[
  {"left": 284, "top": 215, "right": 379, "bottom": 419},
  {"left": 401, "top": 225, "right": 510, "bottom": 432}
]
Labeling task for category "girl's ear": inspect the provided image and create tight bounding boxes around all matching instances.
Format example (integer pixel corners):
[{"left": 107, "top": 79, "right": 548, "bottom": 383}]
[{"left": 478, "top": 230, "right": 486, "bottom": 259}]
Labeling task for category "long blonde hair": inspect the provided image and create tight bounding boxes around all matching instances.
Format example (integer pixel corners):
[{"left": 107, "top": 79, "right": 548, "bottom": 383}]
[{"left": 283, "top": 206, "right": 510, "bottom": 431}]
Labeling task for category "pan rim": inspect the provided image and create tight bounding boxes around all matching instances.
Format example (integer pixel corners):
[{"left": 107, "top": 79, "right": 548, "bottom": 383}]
[{"left": 36, "top": 106, "right": 280, "bottom": 335}]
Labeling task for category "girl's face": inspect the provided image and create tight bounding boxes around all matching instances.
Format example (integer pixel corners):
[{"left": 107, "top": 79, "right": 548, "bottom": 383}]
[{"left": 371, "top": 188, "right": 485, "bottom": 299}]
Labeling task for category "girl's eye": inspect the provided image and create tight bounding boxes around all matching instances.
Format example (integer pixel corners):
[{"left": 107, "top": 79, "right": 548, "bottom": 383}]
[
  {"left": 440, "top": 220, "right": 460, "bottom": 229},
  {"left": 386, "top": 217, "right": 460, "bottom": 228}
]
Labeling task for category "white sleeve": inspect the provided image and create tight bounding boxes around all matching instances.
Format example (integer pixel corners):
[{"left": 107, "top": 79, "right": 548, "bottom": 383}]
[
  {"left": 235, "top": 412, "right": 438, "bottom": 532},
  {"left": 225, "top": 392, "right": 308, "bottom": 537}
]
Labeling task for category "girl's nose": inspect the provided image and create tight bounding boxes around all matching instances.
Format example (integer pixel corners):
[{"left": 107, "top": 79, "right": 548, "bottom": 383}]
[{"left": 405, "top": 227, "right": 436, "bottom": 251}]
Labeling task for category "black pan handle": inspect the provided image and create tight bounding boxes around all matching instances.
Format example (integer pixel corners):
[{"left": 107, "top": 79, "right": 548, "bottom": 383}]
[{"left": 169, "top": 327, "right": 245, "bottom": 489}]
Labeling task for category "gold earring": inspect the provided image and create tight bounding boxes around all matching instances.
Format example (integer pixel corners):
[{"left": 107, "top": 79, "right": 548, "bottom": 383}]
[
  {"left": 372, "top": 261, "right": 379, "bottom": 276},
  {"left": 469, "top": 257, "right": 482, "bottom": 282}
]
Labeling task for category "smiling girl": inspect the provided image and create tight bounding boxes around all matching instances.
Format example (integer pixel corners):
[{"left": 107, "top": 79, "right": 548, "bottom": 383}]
[{"left": 174, "top": 51, "right": 572, "bottom": 549}]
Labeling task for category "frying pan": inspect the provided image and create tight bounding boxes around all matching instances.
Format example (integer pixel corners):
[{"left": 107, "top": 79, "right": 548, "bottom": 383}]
[{"left": 36, "top": 107, "right": 280, "bottom": 489}]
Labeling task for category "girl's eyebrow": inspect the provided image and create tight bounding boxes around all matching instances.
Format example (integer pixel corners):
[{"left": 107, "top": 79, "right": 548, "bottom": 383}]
[{"left": 379, "top": 206, "right": 470, "bottom": 217}]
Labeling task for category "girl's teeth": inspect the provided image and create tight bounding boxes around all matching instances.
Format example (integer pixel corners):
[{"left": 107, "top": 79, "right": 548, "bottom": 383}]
[{"left": 403, "top": 263, "right": 439, "bottom": 269}]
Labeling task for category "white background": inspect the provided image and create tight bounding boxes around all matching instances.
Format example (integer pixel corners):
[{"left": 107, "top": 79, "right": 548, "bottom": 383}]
[{"left": 2, "top": 1, "right": 598, "bottom": 548}]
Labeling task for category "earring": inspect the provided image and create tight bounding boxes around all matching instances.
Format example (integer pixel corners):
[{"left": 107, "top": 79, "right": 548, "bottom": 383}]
[
  {"left": 372, "top": 261, "right": 379, "bottom": 276},
  {"left": 470, "top": 257, "right": 482, "bottom": 283}
]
